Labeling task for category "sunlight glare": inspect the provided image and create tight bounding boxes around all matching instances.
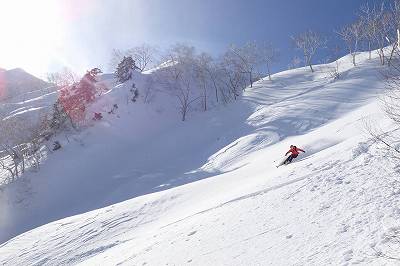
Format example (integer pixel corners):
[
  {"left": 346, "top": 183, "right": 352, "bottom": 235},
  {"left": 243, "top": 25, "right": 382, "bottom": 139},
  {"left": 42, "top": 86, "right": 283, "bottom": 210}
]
[{"left": 0, "top": 0, "right": 66, "bottom": 75}]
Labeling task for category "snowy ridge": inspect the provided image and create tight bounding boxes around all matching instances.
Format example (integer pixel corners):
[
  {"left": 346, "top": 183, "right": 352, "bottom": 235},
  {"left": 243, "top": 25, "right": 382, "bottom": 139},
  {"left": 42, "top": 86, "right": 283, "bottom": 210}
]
[
  {"left": 1, "top": 52, "right": 400, "bottom": 265},
  {"left": 0, "top": 68, "right": 51, "bottom": 102},
  {"left": 0, "top": 68, "right": 57, "bottom": 147}
]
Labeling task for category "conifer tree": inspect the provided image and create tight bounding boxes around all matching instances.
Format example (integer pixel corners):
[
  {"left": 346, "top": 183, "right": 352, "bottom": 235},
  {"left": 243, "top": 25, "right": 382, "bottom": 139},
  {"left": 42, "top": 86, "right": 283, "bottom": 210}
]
[{"left": 115, "top": 56, "right": 136, "bottom": 83}]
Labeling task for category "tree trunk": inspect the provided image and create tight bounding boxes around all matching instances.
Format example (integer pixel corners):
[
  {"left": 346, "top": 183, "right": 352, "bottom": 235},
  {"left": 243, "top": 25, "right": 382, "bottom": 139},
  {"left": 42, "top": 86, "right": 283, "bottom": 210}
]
[
  {"left": 306, "top": 57, "right": 314, "bottom": 72},
  {"left": 203, "top": 86, "right": 207, "bottom": 111},
  {"left": 181, "top": 108, "right": 186, "bottom": 121},
  {"left": 388, "top": 44, "right": 397, "bottom": 67},
  {"left": 249, "top": 72, "right": 253, "bottom": 88},
  {"left": 267, "top": 62, "right": 271, "bottom": 81},
  {"left": 368, "top": 42, "right": 371, "bottom": 60},
  {"left": 308, "top": 60, "right": 314, "bottom": 72}
]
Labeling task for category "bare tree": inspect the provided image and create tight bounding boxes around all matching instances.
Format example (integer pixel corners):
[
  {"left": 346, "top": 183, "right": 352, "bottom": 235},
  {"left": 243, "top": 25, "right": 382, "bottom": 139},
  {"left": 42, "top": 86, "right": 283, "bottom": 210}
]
[
  {"left": 359, "top": 3, "right": 376, "bottom": 60},
  {"left": 110, "top": 45, "right": 157, "bottom": 73},
  {"left": 194, "top": 52, "right": 213, "bottom": 111},
  {"left": 128, "top": 44, "right": 157, "bottom": 72},
  {"left": 204, "top": 59, "right": 221, "bottom": 104},
  {"left": 228, "top": 41, "right": 261, "bottom": 88},
  {"left": 337, "top": 20, "right": 363, "bottom": 66},
  {"left": 160, "top": 44, "right": 200, "bottom": 121},
  {"left": 0, "top": 117, "right": 33, "bottom": 182},
  {"left": 46, "top": 67, "right": 79, "bottom": 88},
  {"left": 387, "top": 1, "right": 400, "bottom": 66},
  {"left": 364, "top": 3, "right": 394, "bottom": 65},
  {"left": 362, "top": 3, "right": 388, "bottom": 64},
  {"left": 292, "top": 30, "right": 326, "bottom": 72},
  {"left": 0, "top": 144, "right": 24, "bottom": 182},
  {"left": 361, "top": 0, "right": 400, "bottom": 67},
  {"left": 259, "top": 42, "right": 279, "bottom": 81},
  {"left": 219, "top": 52, "right": 247, "bottom": 101},
  {"left": 378, "top": 11, "right": 395, "bottom": 65},
  {"left": 365, "top": 51, "right": 400, "bottom": 161},
  {"left": 195, "top": 55, "right": 230, "bottom": 104},
  {"left": 192, "top": 57, "right": 231, "bottom": 105},
  {"left": 322, "top": 45, "right": 342, "bottom": 81},
  {"left": 331, "top": 45, "right": 342, "bottom": 79}
]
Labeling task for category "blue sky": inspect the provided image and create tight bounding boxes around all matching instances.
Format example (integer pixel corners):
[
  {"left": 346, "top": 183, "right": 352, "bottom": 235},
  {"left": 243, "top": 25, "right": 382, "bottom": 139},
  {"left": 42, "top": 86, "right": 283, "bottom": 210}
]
[
  {"left": 130, "top": 0, "right": 372, "bottom": 73},
  {"left": 70, "top": 0, "right": 376, "bottom": 74},
  {"left": 0, "top": 0, "right": 377, "bottom": 76}
]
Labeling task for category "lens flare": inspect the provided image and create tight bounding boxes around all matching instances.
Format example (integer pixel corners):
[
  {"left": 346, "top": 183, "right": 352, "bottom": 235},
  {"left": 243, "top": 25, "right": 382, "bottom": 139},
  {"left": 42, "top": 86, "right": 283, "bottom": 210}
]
[{"left": 0, "top": 0, "right": 70, "bottom": 75}]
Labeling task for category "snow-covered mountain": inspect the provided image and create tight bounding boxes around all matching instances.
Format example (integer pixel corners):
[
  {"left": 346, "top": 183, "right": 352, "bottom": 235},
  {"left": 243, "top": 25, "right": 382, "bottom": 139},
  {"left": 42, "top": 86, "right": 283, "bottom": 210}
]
[
  {"left": 0, "top": 68, "right": 52, "bottom": 102},
  {"left": 0, "top": 51, "right": 399, "bottom": 265},
  {"left": 0, "top": 68, "right": 58, "bottom": 147},
  {"left": 0, "top": 68, "right": 57, "bottom": 122}
]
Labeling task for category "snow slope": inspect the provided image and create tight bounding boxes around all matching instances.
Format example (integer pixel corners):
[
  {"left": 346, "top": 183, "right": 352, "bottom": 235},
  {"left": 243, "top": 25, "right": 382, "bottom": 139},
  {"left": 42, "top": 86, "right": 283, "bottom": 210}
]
[
  {"left": 1, "top": 52, "right": 400, "bottom": 265},
  {"left": 0, "top": 68, "right": 57, "bottom": 145},
  {"left": 0, "top": 68, "right": 52, "bottom": 102}
]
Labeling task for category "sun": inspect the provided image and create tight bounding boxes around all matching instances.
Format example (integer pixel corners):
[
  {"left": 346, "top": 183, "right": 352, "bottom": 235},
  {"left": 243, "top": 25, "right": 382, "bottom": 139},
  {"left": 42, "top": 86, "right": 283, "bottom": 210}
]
[{"left": 0, "top": 0, "right": 66, "bottom": 76}]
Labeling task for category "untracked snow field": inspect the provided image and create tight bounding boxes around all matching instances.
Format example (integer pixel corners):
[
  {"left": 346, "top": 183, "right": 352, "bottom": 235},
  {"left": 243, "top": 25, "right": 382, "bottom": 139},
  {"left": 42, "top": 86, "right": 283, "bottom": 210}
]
[{"left": 1, "top": 53, "right": 400, "bottom": 265}]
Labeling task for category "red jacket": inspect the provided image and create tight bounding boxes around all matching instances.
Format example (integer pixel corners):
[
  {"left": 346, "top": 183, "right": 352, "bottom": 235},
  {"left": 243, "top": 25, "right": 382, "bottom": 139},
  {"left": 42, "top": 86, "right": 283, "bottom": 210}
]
[{"left": 286, "top": 146, "right": 305, "bottom": 156}]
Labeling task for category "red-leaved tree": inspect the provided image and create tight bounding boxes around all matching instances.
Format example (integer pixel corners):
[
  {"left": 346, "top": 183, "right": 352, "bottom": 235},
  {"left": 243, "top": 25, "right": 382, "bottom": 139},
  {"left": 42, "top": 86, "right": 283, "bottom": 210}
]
[{"left": 58, "top": 68, "right": 102, "bottom": 125}]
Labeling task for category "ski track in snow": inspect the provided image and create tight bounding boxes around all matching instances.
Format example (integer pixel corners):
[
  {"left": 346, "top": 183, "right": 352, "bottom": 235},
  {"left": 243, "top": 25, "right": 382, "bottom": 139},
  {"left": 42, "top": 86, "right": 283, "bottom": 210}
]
[
  {"left": 2, "top": 145, "right": 398, "bottom": 265},
  {"left": 1, "top": 52, "right": 400, "bottom": 265}
]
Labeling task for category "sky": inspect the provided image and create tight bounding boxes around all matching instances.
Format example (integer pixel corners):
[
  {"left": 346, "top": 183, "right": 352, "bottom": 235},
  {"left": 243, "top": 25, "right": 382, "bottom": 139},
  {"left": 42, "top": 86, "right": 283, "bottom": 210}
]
[{"left": 0, "top": 0, "right": 376, "bottom": 78}]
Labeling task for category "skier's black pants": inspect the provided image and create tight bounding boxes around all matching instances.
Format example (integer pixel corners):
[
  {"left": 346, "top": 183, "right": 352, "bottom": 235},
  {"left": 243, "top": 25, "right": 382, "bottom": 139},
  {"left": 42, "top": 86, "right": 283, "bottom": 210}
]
[{"left": 285, "top": 154, "right": 298, "bottom": 164}]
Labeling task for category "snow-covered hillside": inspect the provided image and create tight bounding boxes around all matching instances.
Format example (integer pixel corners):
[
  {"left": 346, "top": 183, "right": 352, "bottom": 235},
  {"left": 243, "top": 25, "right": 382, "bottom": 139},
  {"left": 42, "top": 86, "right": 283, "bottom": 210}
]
[
  {"left": 0, "top": 68, "right": 52, "bottom": 102},
  {"left": 0, "top": 68, "right": 57, "bottom": 140},
  {"left": 1, "top": 52, "right": 400, "bottom": 265}
]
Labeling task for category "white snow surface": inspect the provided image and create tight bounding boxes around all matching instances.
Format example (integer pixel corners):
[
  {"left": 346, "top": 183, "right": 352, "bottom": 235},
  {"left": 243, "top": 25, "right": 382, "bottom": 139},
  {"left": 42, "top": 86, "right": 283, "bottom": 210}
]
[{"left": 1, "top": 52, "right": 400, "bottom": 265}]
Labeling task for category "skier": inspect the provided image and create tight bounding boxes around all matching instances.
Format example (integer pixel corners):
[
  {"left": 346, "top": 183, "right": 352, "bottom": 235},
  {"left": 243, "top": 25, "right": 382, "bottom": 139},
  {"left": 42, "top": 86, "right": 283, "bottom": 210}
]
[{"left": 283, "top": 145, "right": 305, "bottom": 165}]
